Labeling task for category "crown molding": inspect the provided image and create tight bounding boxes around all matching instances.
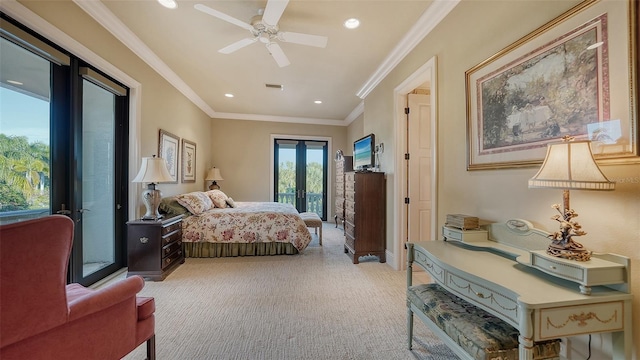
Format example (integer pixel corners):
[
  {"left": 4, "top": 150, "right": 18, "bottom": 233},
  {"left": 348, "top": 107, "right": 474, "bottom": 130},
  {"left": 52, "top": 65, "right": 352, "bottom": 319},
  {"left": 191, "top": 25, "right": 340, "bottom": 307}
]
[
  {"left": 212, "top": 112, "right": 348, "bottom": 127},
  {"left": 356, "top": 0, "right": 460, "bottom": 99},
  {"left": 344, "top": 101, "right": 365, "bottom": 125}
]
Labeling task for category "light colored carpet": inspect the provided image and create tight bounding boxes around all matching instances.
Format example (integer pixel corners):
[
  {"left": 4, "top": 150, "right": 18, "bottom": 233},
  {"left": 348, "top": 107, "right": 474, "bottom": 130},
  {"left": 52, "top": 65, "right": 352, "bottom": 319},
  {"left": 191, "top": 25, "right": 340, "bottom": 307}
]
[{"left": 120, "top": 223, "right": 458, "bottom": 360}]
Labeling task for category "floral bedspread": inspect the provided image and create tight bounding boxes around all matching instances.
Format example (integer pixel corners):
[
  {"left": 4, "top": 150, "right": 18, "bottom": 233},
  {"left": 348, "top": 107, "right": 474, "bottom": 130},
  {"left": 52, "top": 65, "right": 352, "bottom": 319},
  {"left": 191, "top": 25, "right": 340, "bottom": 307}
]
[{"left": 181, "top": 202, "right": 312, "bottom": 252}]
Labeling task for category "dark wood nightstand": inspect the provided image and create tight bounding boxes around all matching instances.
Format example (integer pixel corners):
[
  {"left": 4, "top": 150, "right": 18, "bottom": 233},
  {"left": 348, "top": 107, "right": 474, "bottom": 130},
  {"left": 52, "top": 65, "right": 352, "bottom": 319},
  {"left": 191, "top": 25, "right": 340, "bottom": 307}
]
[{"left": 126, "top": 215, "right": 184, "bottom": 281}]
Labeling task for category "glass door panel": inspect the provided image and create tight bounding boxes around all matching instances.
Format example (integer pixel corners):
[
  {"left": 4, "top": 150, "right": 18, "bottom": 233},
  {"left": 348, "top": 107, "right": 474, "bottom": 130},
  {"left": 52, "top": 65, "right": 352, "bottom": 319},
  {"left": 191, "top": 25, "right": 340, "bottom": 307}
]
[
  {"left": 0, "top": 38, "right": 52, "bottom": 224},
  {"left": 305, "top": 142, "right": 326, "bottom": 218},
  {"left": 275, "top": 140, "right": 297, "bottom": 207},
  {"left": 80, "top": 79, "right": 116, "bottom": 277}
]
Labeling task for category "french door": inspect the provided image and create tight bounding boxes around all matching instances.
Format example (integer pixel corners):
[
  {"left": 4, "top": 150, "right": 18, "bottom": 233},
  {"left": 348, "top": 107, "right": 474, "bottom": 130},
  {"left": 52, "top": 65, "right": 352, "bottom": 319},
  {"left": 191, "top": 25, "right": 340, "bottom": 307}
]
[
  {"left": 0, "top": 17, "right": 129, "bottom": 286},
  {"left": 274, "top": 138, "right": 328, "bottom": 220}
]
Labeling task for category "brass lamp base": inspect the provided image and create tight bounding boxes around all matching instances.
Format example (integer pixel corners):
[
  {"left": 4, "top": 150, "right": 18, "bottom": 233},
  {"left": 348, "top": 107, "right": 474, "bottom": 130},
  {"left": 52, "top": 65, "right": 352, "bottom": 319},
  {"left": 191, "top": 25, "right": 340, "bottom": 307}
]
[{"left": 546, "top": 240, "right": 592, "bottom": 261}]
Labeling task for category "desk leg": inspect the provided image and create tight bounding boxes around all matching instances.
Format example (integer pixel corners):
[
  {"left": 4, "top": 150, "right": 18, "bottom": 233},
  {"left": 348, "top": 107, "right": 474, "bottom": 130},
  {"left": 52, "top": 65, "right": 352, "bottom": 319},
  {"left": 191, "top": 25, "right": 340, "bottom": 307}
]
[
  {"left": 519, "top": 307, "right": 534, "bottom": 360},
  {"left": 611, "top": 299, "right": 632, "bottom": 360}
]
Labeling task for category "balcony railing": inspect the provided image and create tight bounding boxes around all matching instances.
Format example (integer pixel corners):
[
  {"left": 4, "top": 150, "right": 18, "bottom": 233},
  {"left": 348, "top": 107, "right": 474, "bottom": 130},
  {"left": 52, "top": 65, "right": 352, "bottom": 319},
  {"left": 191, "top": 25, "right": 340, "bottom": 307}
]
[{"left": 277, "top": 192, "right": 324, "bottom": 218}]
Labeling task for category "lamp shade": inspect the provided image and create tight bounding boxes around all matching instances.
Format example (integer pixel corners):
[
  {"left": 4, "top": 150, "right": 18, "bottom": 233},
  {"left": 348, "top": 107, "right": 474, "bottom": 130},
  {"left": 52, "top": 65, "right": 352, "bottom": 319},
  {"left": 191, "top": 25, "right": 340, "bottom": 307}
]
[
  {"left": 132, "top": 156, "right": 173, "bottom": 183},
  {"left": 205, "top": 167, "right": 224, "bottom": 181},
  {"left": 528, "top": 140, "right": 614, "bottom": 191}
]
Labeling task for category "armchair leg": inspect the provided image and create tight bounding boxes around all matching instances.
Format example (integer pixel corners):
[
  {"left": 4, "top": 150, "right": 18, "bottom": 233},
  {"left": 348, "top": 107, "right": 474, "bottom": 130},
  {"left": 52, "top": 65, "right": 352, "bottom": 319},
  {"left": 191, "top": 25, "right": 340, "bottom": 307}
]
[{"left": 146, "top": 335, "right": 156, "bottom": 360}]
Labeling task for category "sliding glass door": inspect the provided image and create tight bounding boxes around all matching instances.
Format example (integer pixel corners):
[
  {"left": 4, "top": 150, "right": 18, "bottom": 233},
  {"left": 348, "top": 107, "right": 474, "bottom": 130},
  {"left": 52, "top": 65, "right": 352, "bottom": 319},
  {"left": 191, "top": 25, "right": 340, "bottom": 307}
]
[
  {"left": 1, "top": 17, "right": 129, "bottom": 285},
  {"left": 274, "top": 139, "right": 328, "bottom": 220}
]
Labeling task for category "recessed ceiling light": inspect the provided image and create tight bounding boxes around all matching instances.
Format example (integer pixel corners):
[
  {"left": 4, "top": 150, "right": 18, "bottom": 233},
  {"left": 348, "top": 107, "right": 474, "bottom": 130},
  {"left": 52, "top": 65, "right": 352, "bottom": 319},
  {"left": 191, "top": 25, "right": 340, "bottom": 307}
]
[
  {"left": 314, "top": 100, "right": 322, "bottom": 104},
  {"left": 7, "top": 80, "right": 23, "bottom": 85},
  {"left": 344, "top": 18, "right": 360, "bottom": 29},
  {"left": 225, "top": 93, "right": 234, "bottom": 98},
  {"left": 157, "top": 0, "right": 177, "bottom": 9}
]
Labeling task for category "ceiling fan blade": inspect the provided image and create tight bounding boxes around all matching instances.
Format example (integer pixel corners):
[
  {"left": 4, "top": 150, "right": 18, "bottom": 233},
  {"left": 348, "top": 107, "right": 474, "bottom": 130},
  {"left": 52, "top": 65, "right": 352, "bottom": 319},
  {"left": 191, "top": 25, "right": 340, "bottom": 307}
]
[
  {"left": 219, "top": 38, "right": 257, "bottom": 54},
  {"left": 194, "top": 4, "right": 253, "bottom": 31},
  {"left": 279, "top": 31, "right": 328, "bottom": 48},
  {"left": 262, "top": 0, "right": 289, "bottom": 26},
  {"left": 266, "top": 43, "right": 290, "bottom": 67}
]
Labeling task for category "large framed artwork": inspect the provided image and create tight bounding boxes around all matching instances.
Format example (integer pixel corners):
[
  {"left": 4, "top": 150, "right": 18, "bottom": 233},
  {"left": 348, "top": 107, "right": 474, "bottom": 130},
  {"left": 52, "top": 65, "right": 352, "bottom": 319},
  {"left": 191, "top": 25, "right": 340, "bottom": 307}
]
[
  {"left": 159, "top": 129, "right": 179, "bottom": 183},
  {"left": 466, "top": 0, "right": 638, "bottom": 170},
  {"left": 181, "top": 139, "right": 196, "bottom": 183}
]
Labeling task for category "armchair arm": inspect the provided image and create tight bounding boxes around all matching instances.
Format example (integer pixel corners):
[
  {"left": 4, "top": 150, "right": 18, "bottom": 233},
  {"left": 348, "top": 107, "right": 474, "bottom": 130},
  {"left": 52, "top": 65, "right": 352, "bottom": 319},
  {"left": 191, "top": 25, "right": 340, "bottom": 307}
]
[{"left": 67, "top": 276, "right": 144, "bottom": 321}]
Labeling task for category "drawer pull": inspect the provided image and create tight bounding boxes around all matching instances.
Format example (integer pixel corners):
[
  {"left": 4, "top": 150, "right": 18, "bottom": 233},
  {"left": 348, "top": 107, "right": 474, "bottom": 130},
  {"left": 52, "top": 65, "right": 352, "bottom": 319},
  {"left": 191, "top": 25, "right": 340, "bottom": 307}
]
[
  {"left": 473, "top": 291, "right": 486, "bottom": 299},
  {"left": 550, "top": 265, "right": 557, "bottom": 270},
  {"left": 139, "top": 237, "right": 149, "bottom": 244}
]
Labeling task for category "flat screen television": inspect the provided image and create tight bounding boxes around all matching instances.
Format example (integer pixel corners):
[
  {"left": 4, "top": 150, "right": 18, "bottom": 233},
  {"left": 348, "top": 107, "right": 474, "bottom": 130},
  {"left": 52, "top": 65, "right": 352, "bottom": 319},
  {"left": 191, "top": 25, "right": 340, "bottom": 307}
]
[{"left": 353, "top": 133, "right": 375, "bottom": 171}]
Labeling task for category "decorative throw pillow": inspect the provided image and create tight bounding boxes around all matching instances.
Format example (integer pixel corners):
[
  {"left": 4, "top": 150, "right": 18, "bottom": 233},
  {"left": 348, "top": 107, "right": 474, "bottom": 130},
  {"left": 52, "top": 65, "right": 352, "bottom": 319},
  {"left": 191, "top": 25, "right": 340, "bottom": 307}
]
[
  {"left": 175, "top": 192, "right": 213, "bottom": 215},
  {"left": 159, "top": 197, "right": 190, "bottom": 215},
  {"left": 226, "top": 197, "right": 237, "bottom": 208},
  {"left": 206, "top": 189, "right": 229, "bottom": 208}
]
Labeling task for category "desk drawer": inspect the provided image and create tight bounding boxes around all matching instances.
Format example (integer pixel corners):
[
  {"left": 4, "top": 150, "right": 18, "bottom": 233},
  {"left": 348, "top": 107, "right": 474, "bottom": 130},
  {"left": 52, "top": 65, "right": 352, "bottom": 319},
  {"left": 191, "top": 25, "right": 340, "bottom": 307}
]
[
  {"left": 537, "top": 301, "right": 625, "bottom": 340},
  {"left": 412, "top": 247, "right": 445, "bottom": 283},
  {"left": 446, "top": 272, "right": 519, "bottom": 324}
]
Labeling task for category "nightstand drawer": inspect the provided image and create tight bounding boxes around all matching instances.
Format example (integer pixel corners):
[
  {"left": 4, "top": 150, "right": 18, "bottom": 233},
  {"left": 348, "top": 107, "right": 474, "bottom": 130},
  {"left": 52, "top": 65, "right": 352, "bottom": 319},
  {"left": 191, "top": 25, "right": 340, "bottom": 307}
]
[
  {"left": 162, "top": 230, "right": 182, "bottom": 246},
  {"left": 163, "top": 240, "right": 182, "bottom": 257},
  {"left": 162, "top": 221, "right": 182, "bottom": 235},
  {"left": 162, "top": 249, "right": 183, "bottom": 270}
]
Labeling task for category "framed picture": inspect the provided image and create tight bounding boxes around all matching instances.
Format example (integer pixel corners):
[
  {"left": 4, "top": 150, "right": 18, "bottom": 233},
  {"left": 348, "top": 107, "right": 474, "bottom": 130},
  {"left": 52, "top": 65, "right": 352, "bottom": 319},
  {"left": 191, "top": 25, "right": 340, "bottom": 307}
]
[
  {"left": 181, "top": 139, "right": 196, "bottom": 183},
  {"left": 158, "top": 129, "right": 179, "bottom": 183},
  {"left": 466, "top": 0, "right": 638, "bottom": 170}
]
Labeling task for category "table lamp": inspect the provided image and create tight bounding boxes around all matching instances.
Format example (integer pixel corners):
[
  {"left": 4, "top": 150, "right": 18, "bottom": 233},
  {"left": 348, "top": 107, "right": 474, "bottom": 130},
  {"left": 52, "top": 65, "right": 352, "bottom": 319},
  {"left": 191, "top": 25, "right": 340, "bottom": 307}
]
[
  {"left": 132, "top": 155, "right": 174, "bottom": 220},
  {"left": 528, "top": 137, "right": 615, "bottom": 261},
  {"left": 205, "top": 167, "right": 224, "bottom": 190}
]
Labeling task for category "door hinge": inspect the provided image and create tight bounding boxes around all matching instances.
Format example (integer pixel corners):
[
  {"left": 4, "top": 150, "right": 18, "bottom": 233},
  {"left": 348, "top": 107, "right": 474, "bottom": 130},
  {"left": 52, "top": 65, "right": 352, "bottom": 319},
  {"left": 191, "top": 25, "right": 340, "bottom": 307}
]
[
  {"left": 405, "top": 153, "right": 410, "bottom": 160},
  {"left": 404, "top": 107, "right": 410, "bottom": 115},
  {"left": 404, "top": 197, "right": 410, "bottom": 204}
]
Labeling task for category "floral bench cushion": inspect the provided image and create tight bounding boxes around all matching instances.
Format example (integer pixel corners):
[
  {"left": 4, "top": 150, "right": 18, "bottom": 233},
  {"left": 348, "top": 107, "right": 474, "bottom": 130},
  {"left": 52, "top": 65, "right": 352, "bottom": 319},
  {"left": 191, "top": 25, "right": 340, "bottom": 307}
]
[{"left": 407, "top": 283, "right": 560, "bottom": 360}]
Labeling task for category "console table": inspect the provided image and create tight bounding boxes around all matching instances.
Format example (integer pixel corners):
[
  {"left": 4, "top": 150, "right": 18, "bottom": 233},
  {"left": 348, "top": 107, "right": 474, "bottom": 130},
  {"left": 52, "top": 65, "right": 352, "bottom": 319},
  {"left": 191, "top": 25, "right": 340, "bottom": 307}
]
[{"left": 407, "top": 219, "right": 632, "bottom": 360}]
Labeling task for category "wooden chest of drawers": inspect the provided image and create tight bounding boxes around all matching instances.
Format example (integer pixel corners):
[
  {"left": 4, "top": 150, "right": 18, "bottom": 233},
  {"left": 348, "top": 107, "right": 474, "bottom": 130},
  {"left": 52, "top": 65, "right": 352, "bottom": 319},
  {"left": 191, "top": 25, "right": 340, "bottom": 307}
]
[
  {"left": 334, "top": 155, "right": 352, "bottom": 229},
  {"left": 343, "top": 171, "right": 385, "bottom": 264},
  {"left": 127, "top": 215, "right": 184, "bottom": 281}
]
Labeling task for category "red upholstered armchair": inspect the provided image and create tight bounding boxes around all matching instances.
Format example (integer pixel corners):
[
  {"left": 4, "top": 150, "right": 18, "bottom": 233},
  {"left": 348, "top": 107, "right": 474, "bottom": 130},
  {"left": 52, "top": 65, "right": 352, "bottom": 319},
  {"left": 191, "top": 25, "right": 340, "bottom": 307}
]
[{"left": 0, "top": 215, "right": 156, "bottom": 360}]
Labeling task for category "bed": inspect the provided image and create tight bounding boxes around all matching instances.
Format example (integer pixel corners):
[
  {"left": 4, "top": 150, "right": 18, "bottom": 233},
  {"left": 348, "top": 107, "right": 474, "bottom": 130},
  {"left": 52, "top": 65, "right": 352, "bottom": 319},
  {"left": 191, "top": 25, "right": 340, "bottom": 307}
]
[{"left": 159, "top": 190, "right": 312, "bottom": 257}]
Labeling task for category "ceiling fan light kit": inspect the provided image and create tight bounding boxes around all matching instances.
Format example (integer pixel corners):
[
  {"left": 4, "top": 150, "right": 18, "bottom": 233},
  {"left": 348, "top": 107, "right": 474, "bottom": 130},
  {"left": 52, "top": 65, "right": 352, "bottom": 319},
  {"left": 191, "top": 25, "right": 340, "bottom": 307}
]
[{"left": 194, "top": 0, "right": 328, "bottom": 67}]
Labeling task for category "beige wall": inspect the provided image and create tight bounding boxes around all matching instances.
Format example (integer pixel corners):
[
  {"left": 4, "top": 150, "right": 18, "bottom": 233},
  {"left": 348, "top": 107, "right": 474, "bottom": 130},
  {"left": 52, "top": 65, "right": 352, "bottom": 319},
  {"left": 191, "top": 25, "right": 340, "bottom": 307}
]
[
  {"left": 363, "top": 0, "right": 639, "bottom": 358},
  {"left": 209, "top": 118, "right": 348, "bottom": 219},
  {"left": 346, "top": 113, "right": 365, "bottom": 155},
  {"left": 19, "top": 1, "right": 213, "bottom": 215}
]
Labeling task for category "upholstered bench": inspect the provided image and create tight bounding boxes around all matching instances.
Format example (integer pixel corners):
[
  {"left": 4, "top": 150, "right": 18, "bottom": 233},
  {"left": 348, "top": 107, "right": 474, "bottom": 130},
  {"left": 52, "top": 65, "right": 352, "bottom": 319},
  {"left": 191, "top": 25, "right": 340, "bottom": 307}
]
[
  {"left": 299, "top": 212, "right": 322, "bottom": 245},
  {"left": 407, "top": 283, "right": 561, "bottom": 360}
]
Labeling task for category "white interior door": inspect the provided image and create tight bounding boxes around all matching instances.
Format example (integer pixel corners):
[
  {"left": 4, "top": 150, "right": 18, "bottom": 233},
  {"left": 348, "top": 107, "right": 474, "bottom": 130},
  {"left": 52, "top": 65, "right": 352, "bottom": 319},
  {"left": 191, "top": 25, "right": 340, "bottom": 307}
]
[{"left": 407, "top": 93, "right": 432, "bottom": 243}]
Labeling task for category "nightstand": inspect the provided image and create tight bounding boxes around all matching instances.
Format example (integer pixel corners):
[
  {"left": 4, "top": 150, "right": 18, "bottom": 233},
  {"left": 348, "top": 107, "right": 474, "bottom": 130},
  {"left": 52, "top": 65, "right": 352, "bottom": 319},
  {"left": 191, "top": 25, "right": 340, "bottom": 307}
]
[{"left": 126, "top": 215, "right": 184, "bottom": 281}]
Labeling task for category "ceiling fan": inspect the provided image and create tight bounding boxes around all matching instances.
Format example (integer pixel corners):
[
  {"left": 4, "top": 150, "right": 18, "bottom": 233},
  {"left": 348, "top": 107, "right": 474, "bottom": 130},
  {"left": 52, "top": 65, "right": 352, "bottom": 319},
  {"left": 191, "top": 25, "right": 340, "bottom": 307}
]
[{"left": 194, "top": 0, "right": 328, "bottom": 67}]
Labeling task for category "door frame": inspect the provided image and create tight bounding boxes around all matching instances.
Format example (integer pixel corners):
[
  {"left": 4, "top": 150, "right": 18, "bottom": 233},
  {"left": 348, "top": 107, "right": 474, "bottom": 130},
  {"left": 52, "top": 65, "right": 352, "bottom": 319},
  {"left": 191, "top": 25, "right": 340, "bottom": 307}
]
[
  {"left": 269, "top": 134, "right": 332, "bottom": 214},
  {"left": 392, "top": 56, "right": 438, "bottom": 271}
]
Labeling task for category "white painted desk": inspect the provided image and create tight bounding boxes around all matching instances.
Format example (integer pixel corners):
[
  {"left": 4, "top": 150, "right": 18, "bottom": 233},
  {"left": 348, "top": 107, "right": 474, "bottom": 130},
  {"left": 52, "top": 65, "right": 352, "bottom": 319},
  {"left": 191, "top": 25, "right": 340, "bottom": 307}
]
[{"left": 407, "top": 220, "right": 632, "bottom": 360}]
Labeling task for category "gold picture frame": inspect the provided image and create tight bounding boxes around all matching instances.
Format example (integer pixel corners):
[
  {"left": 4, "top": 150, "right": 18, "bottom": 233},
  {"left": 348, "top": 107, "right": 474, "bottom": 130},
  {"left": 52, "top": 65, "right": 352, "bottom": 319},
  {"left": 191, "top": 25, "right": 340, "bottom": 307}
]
[
  {"left": 158, "top": 129, "right": 179, "bottom": 183},
  {"left": 466, "top": 0, "right": 638, "bottom": 170},
  {"left": 181, "top": 139, "right": 196, "bottom": 183}
]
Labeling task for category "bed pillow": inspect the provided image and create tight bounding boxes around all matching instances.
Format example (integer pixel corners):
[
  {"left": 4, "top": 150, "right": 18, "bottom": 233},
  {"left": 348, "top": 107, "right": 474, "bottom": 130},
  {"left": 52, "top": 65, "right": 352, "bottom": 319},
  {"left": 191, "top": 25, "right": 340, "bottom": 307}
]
[
  {"left": 207, "top": 189, "right": 229, "bottom": 208},
  {"left": 226, "top": 197, "right": 237, "bottom": 208},
  {"left": 159, "top": 196, "right": 190, "bottom": 216},
  {"left": 175, "top": 192, "right": 213, "bottom": 215}
]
